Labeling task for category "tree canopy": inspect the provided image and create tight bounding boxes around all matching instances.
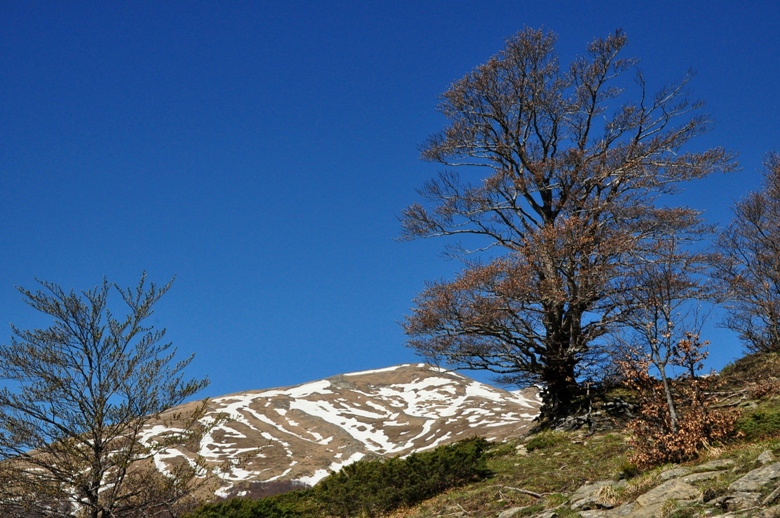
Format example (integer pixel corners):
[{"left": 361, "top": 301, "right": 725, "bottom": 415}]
[
  {"left": 401, "top": 28, "right": 734, "bottom": 420},
  {"left": 0, "top": 274, "right": 209, "bottom": 517},
  {"left": 715, "top": 153, "right": 780, "bottom": 353}
]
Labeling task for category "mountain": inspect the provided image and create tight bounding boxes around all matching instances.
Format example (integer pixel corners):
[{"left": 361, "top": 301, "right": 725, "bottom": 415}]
[{"left": 141, "top": 363, "right": 541, "bottom": 498}]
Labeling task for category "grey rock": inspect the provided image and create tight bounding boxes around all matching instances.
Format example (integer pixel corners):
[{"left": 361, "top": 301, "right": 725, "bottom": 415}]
[
  {"left": 695, "top": 458, "right": 736, "bottom": 471},
  {"left": 714, "top": 491, "right": 761, "bottom": 511},
  {"left": 570, "top": 480, "right": 619, "bottom": 510},
  {"left": 578, "top": 479, "right": 700, "bottom": 518},
  {"left": 659, "top": 466, "right": 691, "bottom": 481},
  {"left": 620, "top": 502, "right": 665, "bottom": 518},
  {"left": 497, "top": 507, "right": 524, "bottom": 518},
  {"left": 729, "top": 462, "right": 780, "bottom": 492},
  {"left": 759, "top": 450, "right": 777, "bottom": 465},
  {"left": 681, "top": 470, "right": 724, "bottom": 483},
  {"left": 634, "top": 478, "right": 700, "bottom": 508},
  {"left": 764, "top": 484, "right": 780, "bottom": 506},
  {"left": 606, "top": 502, "right": 638, "bottom": 516},
  {"left": 759, "top": 505, "right": 780, "bottom": 517}
]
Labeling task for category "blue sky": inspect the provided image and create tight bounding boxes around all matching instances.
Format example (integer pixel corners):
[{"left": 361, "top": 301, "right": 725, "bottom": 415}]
[{"left": 1, "top": 1, "right": 779, "bottom": 398}]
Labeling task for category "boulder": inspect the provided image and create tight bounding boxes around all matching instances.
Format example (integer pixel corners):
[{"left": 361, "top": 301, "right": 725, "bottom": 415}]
[
  {"left": 497, "top": 507, "right": 524, "bottom": 518},
  {"left": 634, "top": 478, "right": 700, "bottom": 509},
  {"left": 729, "top": 463, "right": 780, "bottom": 492},
  {"left": 570, "top": 480, "right": 619, "bottom": 510},
  {"left": 759, "top": 450, "right": 777, "bottom": 465}
]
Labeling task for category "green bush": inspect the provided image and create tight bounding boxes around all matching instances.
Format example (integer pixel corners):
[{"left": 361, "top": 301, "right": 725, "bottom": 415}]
[
  {"left": 618, "top": 461, "right": 640, "bottom": 479},
  {"left": 736, "top": 408, "right": 780, "bottom": 441},
  {"left": 186, "top": 497, "right": 293, "bottom": 518},
  {"left": 314, "top": 436, "right": 491, "bottom": 517}
]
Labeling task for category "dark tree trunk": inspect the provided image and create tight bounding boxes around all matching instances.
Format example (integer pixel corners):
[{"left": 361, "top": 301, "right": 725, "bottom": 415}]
[{"left": 538, "top": 358, "right": 580, "bottom": 424}]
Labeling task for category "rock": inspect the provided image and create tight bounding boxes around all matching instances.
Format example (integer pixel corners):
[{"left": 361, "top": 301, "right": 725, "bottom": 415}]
[
  {"left": 764, "top": 484, "right": 780, "bottom": 506},
  {"left": 576, "top": 478, "right": 699, "bottom": 518},
  {"left": 759, "top": 504, "right": 780, "bottom": 517},
  {"left": 497, "top": 507, "right": 524, "bottom": 518},
  {"left": 659, "top": 466, "right": 691, "bottom": 481},
  {"left": 759, "top": 450, "right": 777, "bottom": 465},
  {"left": 570, "top": 480, "right": 619, "bottom": 510},
  {"left": 634, "top": 478, "right": 700, "bottom": 509},
  {"left": 616, "top": 502, "right": 665, "bottom": 518},
  {"left": 553, "top": 414, "right": 590, "bottom": 431},
  {"left": 729, "top": 463, "right": 780, "bottom": 492},
  {"left": 714, "top": 491, "right": 761, "bottom": 511},
  {"left": 659, "top": 459, "right": 734, "bottom": 482},
  {"left": 695, "top": 458, "right": 736, "bottom": 471},
  {"left": 681, "top": 471, "right": 725, "bottom": 483}
]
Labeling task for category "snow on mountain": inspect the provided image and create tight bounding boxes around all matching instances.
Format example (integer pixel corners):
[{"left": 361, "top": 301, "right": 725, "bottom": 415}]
[{"left": 142, "top": 363, "right": 541, "bottom": 496}]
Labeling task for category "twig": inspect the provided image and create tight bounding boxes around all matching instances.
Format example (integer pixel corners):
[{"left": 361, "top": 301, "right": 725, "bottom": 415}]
[
  {"left": 457, "top": 503, "right": 471, "bottom": 514},
  {"left": 503, "top": 486, "right": 544, "bottom": 499}
]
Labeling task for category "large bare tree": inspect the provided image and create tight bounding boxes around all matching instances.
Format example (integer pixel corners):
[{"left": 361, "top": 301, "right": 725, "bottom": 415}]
[
  {"left": 715, "top": 153, "right": 780, "bottom": 353},
  {"left": 0, "top": 274, "right": 210, "bottom": 517},
  {"left": 401, "top": 28, "right": 733, "bottom": 421}
]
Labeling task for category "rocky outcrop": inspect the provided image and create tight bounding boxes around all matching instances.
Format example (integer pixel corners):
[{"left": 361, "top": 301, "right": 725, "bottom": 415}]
[{"left": 508, "top": 450, "right": 780, "bottom": 518}]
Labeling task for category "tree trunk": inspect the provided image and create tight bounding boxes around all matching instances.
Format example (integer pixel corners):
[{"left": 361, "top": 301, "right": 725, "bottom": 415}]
[
  {"left": 658, "top": 367, "right": 679, "bottom": 433},
  {"left": 539, "top": 359, "right": 580, "bottom": 424}
]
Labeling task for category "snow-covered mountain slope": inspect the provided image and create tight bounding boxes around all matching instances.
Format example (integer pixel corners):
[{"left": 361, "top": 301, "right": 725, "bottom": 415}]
[{"left": 142, "top": 364, "right": 541, "bottom": 496}]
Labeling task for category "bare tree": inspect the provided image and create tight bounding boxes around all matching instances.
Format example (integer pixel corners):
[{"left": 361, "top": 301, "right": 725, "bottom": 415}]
[
  {"left": 401, "top": 28, "right": 733, "bottom": 421},
  {"left": 611, "top": 233, "right": 713, "bottom": 432},
  {"left": 0, "top": 274, "right": 210, "bottom": 517},
  {"left": 715, "top": 153, "right": 780, "bottom": 353}
]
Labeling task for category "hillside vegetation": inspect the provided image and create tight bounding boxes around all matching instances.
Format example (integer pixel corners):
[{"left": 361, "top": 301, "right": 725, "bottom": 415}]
[{"left": 188, "top": 351, "right": 780, "bottom": 517}]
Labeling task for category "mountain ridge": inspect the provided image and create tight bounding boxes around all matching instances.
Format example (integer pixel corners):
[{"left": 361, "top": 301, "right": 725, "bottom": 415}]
[{"left": 141, "top": 363, "right": 541, "bottom": 497}]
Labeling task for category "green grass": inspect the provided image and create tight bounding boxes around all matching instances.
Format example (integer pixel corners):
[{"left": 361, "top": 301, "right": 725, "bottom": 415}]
[
  {"left": 389, "top": 432, "right": 629, "bottom": 517},
  {"left": 735, "top": 398, "right": 780, "bottom": 441}
]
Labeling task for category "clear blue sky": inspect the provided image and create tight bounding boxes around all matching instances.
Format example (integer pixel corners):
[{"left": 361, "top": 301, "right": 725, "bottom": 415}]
[{"left": 1, "top": 1, "right": 779, "bottom": 398}]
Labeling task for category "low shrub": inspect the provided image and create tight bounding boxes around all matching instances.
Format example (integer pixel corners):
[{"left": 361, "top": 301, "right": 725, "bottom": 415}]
[
  {"left": 185, "top": 495, "right": 302, "bottom": 518},
  {"left": 735, "top": 407, "right": 780, "bottom": 441},
  {"left": 314, "top": 436, "right": 491, "bottom": 517},
  {"left": 618, "top": 462, "right": 640, "bottom": 480},
  {"left": 616, "top": 337, "right": 739, "bottom": 469}
]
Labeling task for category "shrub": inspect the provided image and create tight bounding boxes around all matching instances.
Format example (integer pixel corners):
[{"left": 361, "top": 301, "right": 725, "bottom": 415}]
[
  {"left": 217, "top": 480, "right": 310, "bottom": 501},
  {"left": 735, "top": 408, "right": 780, "bottom": 441},
  {"left": 627, "top": 386, "right": 738, "bottom": 468},
  {"left": 314, "top": 437, "right": 491, "bottom": 517},
  {"left": 185, "top": 496, "right": 298, "bottom": 518},
  {"left": 618, "top": 462, "right": 640, "bottom": 480},
  {"left": 616, "top": 337, "right": 739, "bottom": 469}
]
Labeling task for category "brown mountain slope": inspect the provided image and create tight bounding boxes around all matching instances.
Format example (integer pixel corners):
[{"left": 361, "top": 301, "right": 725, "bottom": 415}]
[{"left": 141, "top": 363, "right": 540, "bottom": 497}]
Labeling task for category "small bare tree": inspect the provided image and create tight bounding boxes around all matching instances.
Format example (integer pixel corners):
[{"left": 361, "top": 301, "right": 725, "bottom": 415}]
[
  {"left": 401, "top": 27, "right": 734, "bottom": 421},
  {"left": 714, "top": 152, "right": 780, "bottom": 353},
  {"left": 612, "top": 232, "right": 713, "bottom": 432},
  {"left": 0, "top": 274, "right": 210, "bottom": 517},
  {"left": 615, "top": 333, "right": 737, "bottom": 469}
]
